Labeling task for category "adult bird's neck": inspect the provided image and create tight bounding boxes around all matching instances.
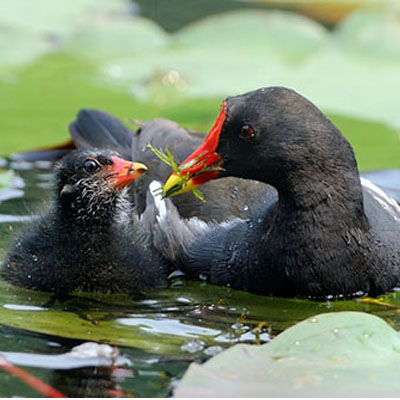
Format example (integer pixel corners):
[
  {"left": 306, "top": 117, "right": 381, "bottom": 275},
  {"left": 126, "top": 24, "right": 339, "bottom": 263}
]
[{"left": 274, "top": 164, "right": 368, "bottom": 232}]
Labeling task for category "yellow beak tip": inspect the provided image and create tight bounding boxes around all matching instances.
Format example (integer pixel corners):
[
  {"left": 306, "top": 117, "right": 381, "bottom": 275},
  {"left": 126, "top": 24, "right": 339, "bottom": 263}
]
[
  {"left": 133, "top": 162, "right": 148, "bottom": 175},
  {"left": 163, "top": 173, "right": 199, "bottom": 197}
]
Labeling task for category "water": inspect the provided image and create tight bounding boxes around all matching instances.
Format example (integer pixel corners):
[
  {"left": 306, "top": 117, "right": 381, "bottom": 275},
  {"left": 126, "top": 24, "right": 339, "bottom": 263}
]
[{"left": 1, "top": 159, "right": 400, "bottom": 397}]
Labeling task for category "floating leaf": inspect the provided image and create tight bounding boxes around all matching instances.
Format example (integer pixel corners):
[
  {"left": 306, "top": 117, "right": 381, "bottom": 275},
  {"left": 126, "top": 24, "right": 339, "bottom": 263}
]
[
  {"left": 0, "top": 275, "right": 394, "bottom": 355},
  {"left": 175, "top": 311, "right": 400, "bottom": 397},
  {"left": 0, "top": 0, "right": 131, "bottom": 37},
  {"left": 174, "top": 10, "right": 328, "bottom": 62},
  {"left": 0, "top": 0, "right": 133, "bottom": 72},
  {"left": 94, "top": 7, "right": 400, "bottom": 133},
  {"left": 0, "top": 27, "right": 51, "bottom": 72},
  {"left": 0, "top": 280, "right": 220, "bottom": 356},
  {"left": 65, "top": 18, "right": 168, "bottom": 61}
]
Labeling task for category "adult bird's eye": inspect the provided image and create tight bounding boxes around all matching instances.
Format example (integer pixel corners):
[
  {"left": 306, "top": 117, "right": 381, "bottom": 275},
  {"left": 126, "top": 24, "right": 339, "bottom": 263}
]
[
  {"left": 239, "top": 124, "right": 256, "bottom": 141},
  {"left": 83, "top": 159, "right": 100, "bottom": 173}
]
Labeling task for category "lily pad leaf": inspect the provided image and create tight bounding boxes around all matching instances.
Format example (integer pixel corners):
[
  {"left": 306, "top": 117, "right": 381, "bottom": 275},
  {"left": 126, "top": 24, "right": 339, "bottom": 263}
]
[
  {"left": 66, "top": 18, "right": 168, "bottom": 61},
  {"left": 0, "top": 279, "right": 220, "bottom": 356},
  {"left": 174, "top": 311, "right": 400, "bottom": 397},
  {"left": 0, "top": 0, "right": 131, "bottom": 37},
  {"left": 0, "top": 27, "right": 51, "bottom": 72},
  {"left": 174, "top": 10, "right": 328, "bottom": 62}
]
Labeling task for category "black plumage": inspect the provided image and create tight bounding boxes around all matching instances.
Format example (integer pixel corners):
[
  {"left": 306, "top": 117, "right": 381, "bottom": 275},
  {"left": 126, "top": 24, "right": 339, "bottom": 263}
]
[
  {"left": 157, "top": 87, "right": 400, "bottom": 299},
  {"left": 1, "top": 149, "right": 170, "bottom": 294}
]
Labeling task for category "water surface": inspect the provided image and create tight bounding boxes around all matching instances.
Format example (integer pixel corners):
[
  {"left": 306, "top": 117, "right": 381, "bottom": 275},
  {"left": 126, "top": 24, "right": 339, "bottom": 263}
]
[{"left": 0, "top": 159, "right": 400, "bottom": 397}]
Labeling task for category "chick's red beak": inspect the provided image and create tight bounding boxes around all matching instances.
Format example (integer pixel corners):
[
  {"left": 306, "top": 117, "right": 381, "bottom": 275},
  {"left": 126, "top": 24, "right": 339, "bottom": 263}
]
[
  {"left": 109, "top": 156, "right": 147, "bottom": 188},
  {"left": 163, "top": 102, "right": 227, "bottom": 197}
]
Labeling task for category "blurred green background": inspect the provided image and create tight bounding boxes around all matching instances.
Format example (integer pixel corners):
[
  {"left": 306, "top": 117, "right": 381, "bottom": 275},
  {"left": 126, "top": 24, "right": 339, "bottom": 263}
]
[{"left": 0, "top": 0, "right": 399, "bottom": 170}]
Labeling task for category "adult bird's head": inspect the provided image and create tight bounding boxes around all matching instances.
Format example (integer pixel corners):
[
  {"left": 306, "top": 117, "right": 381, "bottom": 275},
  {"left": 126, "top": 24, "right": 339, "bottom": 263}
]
[{"left": 163, "top": 86, "right": 357, "bottom": 196}]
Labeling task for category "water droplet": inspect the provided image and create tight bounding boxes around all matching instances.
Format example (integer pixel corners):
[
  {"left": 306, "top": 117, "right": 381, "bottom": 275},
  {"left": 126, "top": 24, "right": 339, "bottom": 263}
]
[
  {"left": 358, "top": 330, "right": 374, "bottom": 344},
  {"left": 176, "top": 297, "right": 191, "bottom": 304},
  {"left": 139, "top": 299, "right": 158, "bottom": 305},
  {"left": 181, "top": 339, "right": 205, "bottom": 354},
  {"left": 243, "top": 205, "right": 249, "bottom": 211},
  {"left": 331, "top": 328, "right": 340, "bottom": 338},
  {"left": 108, "top": 64, "right": 122, "bottom": 79},
  {"left": 199, "top": 274, "right": 208, "bottom": 281},
  {"left": 231, "top": 186, "right": 239, "bottom": 200},
  {"left": 167, "top": 270, "right": 185, "bottom": 279},
  {"left": 204, "top": 345, "right": 224, "bottom": 356},
  {"left": 294, "top": 340, "right": 300, "bottom": 345},
  {"left": 309, "top": 317, "right": 318, "bottom": 323},
  {"left": 47, "top": 341, "right": 62, "bottom": 348},
  {"left": 162, "top": 70, "right": 181, "bottom": 86},
  {"left": 361, "top": 330, "right": 374, "bottom": 340},
  {"left": 32, "top": 255, "right": 38, "bottom": 262}
]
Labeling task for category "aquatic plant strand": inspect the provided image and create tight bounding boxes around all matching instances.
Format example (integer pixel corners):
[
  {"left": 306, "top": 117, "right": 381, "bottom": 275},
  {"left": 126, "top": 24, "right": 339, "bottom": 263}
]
[{"left": 147, "top": 143, "right": 208, "bottom": 202}]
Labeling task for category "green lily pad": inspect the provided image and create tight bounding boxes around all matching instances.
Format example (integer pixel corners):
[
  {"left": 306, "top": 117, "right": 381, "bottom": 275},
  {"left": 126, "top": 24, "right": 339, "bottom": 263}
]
[
  {"left": 174, "top": 311, "right": 400, "bottom": 397},
  {"left": 98, "top": 9, "right": 329, "bottom": 99},
  {"left": 335, "top": 9, "right": 400, "bottom": 60},
  {"left": 0, "top": 273, "right": 395, "bottom": 358},
  {"left": 0, "top": 0, "right": 132, "bottom": 73},
  {"left": 0, "top": 27, "right": 51, "bottom": 72},
  {"left": 93, "top": 7, "right": 400, "bottom": 133},
  {"left": 173, "top": 10, "right": 328, "bottom": 61},
  {"left": 66, "top": 18, "right": 169, "bottom": 61},
  {"left": 0, "top": 0, "right": 131, "bottom": 37},
  {"left": 0, "top": 279, "right": 222, "bottom": 356}
]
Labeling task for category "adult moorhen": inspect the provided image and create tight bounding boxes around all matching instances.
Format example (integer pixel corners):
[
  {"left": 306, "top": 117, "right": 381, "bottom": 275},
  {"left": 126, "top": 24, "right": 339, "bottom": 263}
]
[
  {"left": 1, "top": 149, "right": 170, "bottom": 294},
  {"left": 159, "top": 86, "right": 400, "bottom": 299}
]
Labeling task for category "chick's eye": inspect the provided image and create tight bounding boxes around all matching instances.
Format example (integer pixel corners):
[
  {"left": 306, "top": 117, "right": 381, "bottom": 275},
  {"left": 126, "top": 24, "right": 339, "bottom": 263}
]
[
  {"left": 239, "top": 124, "right": 256, "bottom": 141},
  {"left": 83, "top": 159, "right": 100, "bottom": 173}
]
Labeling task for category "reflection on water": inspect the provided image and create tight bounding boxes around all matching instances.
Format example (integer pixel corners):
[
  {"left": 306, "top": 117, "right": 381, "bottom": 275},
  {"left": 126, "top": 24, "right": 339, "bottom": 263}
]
[
  {"left": 3, "top": 304, "right": 48, "bottom": 311},
  {"left": 1, "top": 158, "right": 400, "bottom": 397},
  {"left": 117, "top": 317, "right": 221, "bottom": 337}
]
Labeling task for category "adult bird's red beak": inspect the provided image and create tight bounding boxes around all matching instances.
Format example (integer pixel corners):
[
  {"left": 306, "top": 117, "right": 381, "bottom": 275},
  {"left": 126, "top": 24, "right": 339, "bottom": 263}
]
[{"left": 163, "top": 102, "right": 227, "bottom": 197}]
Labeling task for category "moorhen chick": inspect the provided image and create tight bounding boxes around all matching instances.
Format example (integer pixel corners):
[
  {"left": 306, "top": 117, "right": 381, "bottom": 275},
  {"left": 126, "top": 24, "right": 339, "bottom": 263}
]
[
  {"left": 158, "top": 86, "right": 400, "bottom": 299},
  {"left": 1, "top": 149, "right": 170, "bottom": 294}
]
